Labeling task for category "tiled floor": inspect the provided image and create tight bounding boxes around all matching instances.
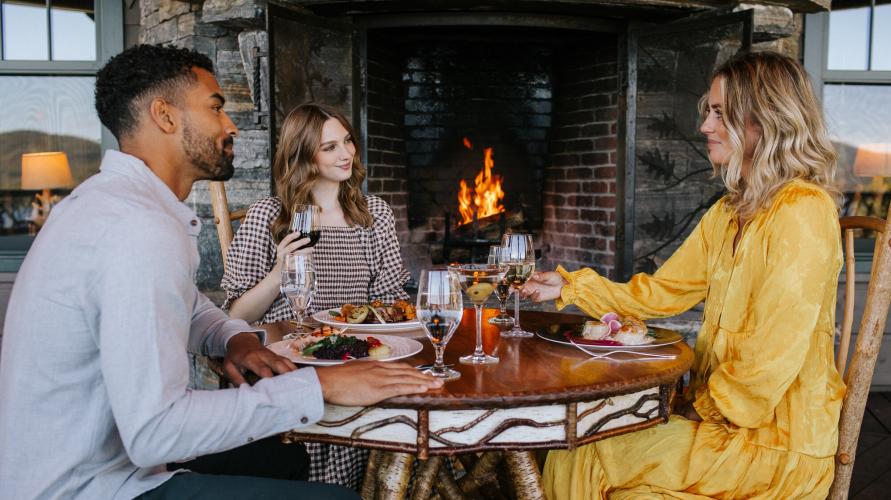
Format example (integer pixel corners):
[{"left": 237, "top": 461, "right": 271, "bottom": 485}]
[{"left": 850, "top": 393, "right": 891, "bottom": 499}]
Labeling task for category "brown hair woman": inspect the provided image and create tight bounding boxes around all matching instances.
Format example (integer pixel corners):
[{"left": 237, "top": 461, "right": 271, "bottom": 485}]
[{"left": 221, "top": 103, "right": 410, "bottom": 488}]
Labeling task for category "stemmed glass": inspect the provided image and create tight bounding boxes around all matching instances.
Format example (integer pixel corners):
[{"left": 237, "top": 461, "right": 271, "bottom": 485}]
[
  {"left": 280, "top": 254, "right": 316, "bottom": 331},
  {"left": 416, "top": 269, "right": 464, "bottom": 381},
  {"left": 487, "top": 245, "right": 514, "bottom": 326},
  {"left": 501, "top": 233, "right": 536, "bottom": 338},
  {"left": 291, "top": 204, "right": 322, "bottom": 250},
  {"left": 449, "top": 263, "right": 506, "bottom": 364}
]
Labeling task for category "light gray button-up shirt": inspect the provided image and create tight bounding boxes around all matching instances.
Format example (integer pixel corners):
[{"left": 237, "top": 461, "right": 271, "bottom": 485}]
[{"left": 0, "top": 151, "right": 325, "bottom": 500}]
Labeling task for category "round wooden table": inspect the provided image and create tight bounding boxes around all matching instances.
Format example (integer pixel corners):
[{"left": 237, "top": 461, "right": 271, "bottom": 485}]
[{"left": 263, "top": 309, "right": 693, "bottom": 499}]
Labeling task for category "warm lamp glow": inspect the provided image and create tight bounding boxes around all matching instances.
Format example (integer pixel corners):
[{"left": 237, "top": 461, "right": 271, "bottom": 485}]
[
  {"left": 21, "top": 152, "right": 73, "bottom": 190},
  {"left": 853, "top": 143, "right": 891, "bottom": 177}
]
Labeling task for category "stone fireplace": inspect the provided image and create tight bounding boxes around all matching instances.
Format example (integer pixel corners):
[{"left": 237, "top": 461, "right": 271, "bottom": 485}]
[{"left": 138, "top": 0, "right": 819, "bottom": 293}]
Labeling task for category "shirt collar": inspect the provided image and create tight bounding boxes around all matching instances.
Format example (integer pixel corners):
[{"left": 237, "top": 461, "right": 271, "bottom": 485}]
[{"left": 99, "top": 150, "right": 202, "bottom": 236}]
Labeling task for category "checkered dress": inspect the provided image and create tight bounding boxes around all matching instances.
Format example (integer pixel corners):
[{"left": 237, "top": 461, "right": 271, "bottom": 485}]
[{"left": 221, "top": 194, "right": 410, "bottom": 489}]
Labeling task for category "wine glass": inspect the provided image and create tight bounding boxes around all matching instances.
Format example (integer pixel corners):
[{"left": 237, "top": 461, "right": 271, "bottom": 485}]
[
  {"left": 290, "top": 204, "right": 322, "bottom": 250},
  {"left": 487, "top": 245, "right": 514, "bottom": 326},
  {"left": 501, "top": 233, "right": 536, "bottom": 338},
  {"left": 416, "top": 269, "right": 464, "bottom": 381},
  {"left": 280, "top": 254, "right": 316, "bottom": 331},
  {"left": 449, "top": 263, "right": 506, "bottom": 364}
]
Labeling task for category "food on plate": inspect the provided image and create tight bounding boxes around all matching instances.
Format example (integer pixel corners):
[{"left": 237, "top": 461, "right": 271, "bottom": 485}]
[
  {"left": 290, "top": 331, "right": 392, "bottom": 360},
  {"left": 576, "top": 313, "right": 654, "bottom": 346},
  {"left": 332, "top": 300, "right": 417, "bottom": 324}
]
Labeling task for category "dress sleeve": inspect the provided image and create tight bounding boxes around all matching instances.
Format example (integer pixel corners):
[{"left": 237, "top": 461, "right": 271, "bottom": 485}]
[
  {"left": 367, "top": 197, "right": 410, "bottom": 302},
  {"left": 695, "top": 190, "right": 841, "bottom": 429},
  {"left": 220, "top": 199, "right": 278, "bottom": 311},
  {"left": 556, "top": 202, "right": 721, "bottom": 320}
]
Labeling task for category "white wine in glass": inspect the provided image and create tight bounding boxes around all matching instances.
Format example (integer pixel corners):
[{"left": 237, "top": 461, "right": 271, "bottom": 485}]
[
  {"left": 501, "top": 233, "right": 536, "bottom": 338},
  {"left": 449, "top": 263, "right": 506, "bottom": 364},
  {"left": 487, "top": 245, "right": 514, "bottom": 326},
  {"left": 416, "top": 269, "right": 464, "bottom": 381}
]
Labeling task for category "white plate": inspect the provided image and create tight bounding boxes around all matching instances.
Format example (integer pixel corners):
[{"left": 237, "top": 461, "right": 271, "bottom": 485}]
[
  {"left": 536, "top": 324, "right": 684, "bottom": 351},
  {"left": 312, "top": 309, "right": 421, "bottom": 332},
  {"left": 267, "top": 333, "right": 424, "bottom": 366}
]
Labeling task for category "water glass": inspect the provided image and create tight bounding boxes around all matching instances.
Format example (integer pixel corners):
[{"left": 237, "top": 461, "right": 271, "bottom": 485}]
[
  {"left": 416, "top": 269, "right": 464, "bottom": 381},
  {"left": 281, "top": 254, "right": 316, "bottom": 330}
]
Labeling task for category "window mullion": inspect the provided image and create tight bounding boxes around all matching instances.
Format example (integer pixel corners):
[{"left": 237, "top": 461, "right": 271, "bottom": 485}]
[
  {"left": 867, "top": 0, "right": 875, "bottom": 70},
  {"left": 45, "top": 0, "right": 51, "bottom": 61},
  {"left": 1, "top": 0, "right": 5, "bottom": 61}
]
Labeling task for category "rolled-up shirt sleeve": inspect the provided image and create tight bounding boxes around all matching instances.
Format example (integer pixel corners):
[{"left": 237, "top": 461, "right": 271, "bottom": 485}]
[{"left": 97, "top": 214, "right": 323, "bottom": 468}]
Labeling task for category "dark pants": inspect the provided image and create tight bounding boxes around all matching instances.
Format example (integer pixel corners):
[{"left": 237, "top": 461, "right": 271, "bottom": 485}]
[
  {"left": 137, "top": 436, "right": 357, "bottom": 499},
  {"left": 137, "top": 472, "right": 358, "bottom": 499}
]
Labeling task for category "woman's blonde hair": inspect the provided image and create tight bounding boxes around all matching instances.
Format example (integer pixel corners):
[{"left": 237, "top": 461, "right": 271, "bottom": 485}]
[
  {"left": 700, "top": 51, "right": 839, "bottom": 219},
  {"left": 270, "top": 103, "right": 372, "bottom": 242}
]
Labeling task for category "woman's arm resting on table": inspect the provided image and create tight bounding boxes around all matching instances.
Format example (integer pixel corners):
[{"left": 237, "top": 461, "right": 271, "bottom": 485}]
[
  {"left": 227, "top": 230, "right": 311, "bottom": 323},
  {"left": 522, "top": 204, "right": 720, "bottom": 318}
]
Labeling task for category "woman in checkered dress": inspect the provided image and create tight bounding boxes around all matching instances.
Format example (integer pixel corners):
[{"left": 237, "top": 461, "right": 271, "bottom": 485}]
[{"left": 221, "top": 103, "right": 409, "bottom": 489}]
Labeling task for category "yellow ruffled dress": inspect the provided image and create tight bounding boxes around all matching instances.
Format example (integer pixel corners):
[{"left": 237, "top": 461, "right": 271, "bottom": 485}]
[{"left": 543, "top": 180, "right": 846, "bottom": 499}]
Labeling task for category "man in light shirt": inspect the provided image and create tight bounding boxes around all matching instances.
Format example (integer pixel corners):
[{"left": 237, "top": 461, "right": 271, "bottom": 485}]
[{"left": 0, "top": 44, "right": 441, "bottom": 500}]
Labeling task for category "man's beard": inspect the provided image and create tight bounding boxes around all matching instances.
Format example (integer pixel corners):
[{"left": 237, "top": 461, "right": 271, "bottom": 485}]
[{"left": 182, "top": 119, "right": 234, "bottom": 181}]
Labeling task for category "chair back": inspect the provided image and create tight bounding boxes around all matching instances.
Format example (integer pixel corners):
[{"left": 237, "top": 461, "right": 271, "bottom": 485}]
[
  {"left": 830, "top": 215, "right": 891, "bottom": 499},
  {"left": 209, "top": 181, "right": 246, "bottom": 269}
]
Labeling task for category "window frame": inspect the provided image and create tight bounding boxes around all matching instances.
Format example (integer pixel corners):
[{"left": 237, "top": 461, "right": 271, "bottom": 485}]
[
  {"left": 805, "top": 8, "right": 891, "bottom": 274},
  {"left": 0, "top": 0, "right": 122, "bottom": 263}
]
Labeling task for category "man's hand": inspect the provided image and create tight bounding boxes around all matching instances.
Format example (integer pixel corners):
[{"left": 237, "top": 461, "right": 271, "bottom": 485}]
[
  {"left": 519, "top": 271, "right": 567, "bottom": 303},
  {"left": 223, "top": 332, "right": 296, "bottom": 386},
  {"left": 315, "top": 362, "right": 444, "bottom": 406}
]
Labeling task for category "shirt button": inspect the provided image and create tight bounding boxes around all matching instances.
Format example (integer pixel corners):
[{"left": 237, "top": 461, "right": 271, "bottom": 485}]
[
  {"left": 300, "top": 416, "right": 309, "bottom": 424},
  {"left": 247, "top": 437, "right": 254, "bottom": 443},
  {"left": 190, "top": 219, "right": 198, "bottom": 226}
]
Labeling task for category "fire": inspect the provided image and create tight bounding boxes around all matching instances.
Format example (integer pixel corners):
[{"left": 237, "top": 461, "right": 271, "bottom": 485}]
[{"left": 458, "top": 139, "right": 505, "bottom": 225}]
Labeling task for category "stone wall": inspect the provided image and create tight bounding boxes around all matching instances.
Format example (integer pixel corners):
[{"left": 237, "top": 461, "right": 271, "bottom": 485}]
[{"left": 140, "top": 0, "right": 268, "bottom": 294}]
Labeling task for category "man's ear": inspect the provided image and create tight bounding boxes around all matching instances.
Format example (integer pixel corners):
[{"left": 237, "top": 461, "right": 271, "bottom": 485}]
[{"left": 147, "top": 97, "right": 178, "bottom": 135}]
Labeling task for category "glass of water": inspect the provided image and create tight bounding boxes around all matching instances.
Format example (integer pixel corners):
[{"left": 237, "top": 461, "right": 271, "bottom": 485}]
[
  {"left": 280, "top": 254, "right": 316, "bottom": 331},
  {"left": 416, "top": 269, "right": 464, "bottom": 381}
]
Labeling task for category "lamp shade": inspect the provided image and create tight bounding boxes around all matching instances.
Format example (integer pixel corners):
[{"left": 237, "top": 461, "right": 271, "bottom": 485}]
[
  {"left": 21, "top": 152, "right": 73, "bottom": 190},
  {"left": 853, "top": 143, "right": 891, "bottom": 177}
]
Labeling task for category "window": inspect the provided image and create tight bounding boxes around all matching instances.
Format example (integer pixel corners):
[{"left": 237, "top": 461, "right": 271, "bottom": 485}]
[
  {"left": 0, "top": 0, "right": 120, "bottom": 252},
  {"left": 805, "top": 1, "right": 891, "bottom": 223}
]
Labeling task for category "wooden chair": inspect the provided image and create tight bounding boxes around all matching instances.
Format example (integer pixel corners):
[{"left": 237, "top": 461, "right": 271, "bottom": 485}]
[
  {"left": 830, "top": 215, "right": 891, "bottom": 499},
  {"left": 209, "top": 181, "right": 246, "bottom": 269}
]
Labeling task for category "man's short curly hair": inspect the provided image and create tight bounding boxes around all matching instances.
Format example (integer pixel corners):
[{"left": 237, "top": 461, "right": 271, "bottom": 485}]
[{"left": 95, "top": 44, "right": 214, "bottom": 141}]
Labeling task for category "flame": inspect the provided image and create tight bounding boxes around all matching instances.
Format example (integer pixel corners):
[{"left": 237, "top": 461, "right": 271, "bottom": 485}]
[{"left": 457, "top": 141, "right": 505, "bottom": 225}]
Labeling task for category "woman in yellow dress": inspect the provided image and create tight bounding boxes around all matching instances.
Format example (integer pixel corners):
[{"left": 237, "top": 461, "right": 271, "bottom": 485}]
[{"left": 522, "top": 51, "right": 845, "bottom": 499}]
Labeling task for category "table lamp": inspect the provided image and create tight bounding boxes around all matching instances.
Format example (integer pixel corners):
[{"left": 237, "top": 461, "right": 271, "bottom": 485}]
[
  {"left": 853, "top": 143, "right": 891, "bottom": 177},
  {"left": 21, "top": 152, "right": 73, "bottom": 229}
]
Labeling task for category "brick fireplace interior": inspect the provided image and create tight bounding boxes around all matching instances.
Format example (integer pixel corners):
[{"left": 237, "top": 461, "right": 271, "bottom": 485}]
[{"left": 363, "top": 26, "right": 620, "bottom": 279}]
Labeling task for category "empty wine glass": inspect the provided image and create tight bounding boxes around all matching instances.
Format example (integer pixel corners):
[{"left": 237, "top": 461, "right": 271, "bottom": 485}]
[
  {"left": 501, "top": 233, "right": 536, "bottom": 338},
  {"left": 416, "top": 269, "right": 464, "bottom": 381},
  {"left": 291, "top": 204, "right": 322, "bottom": 250},
  {"left": 487, "top": 245, "right": 514, "bottom": 326},
  {"left": 449, "top": 262, "right": 506, "bottom": 364},
  {"left": 281, "top": 254, "right": 316, "bottom": 331}
]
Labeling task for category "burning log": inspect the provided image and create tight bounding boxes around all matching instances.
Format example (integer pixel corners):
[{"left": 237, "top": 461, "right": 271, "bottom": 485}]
[{"left": 452, "top": 210, "right": 525, "bottom": 241}]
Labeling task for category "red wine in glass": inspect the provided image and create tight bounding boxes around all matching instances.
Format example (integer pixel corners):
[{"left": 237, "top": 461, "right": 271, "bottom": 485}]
[{"left": 291, "top": 204, "right": 321, "bottom": 250}]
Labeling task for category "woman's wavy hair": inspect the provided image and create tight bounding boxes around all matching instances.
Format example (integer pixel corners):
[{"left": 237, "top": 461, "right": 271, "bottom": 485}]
[
  {"left": 270, "top": 103, "right": 371, "bottom": 242},
  {"left": 700, "top": 51, "right": 839, "bottom": 219}
]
